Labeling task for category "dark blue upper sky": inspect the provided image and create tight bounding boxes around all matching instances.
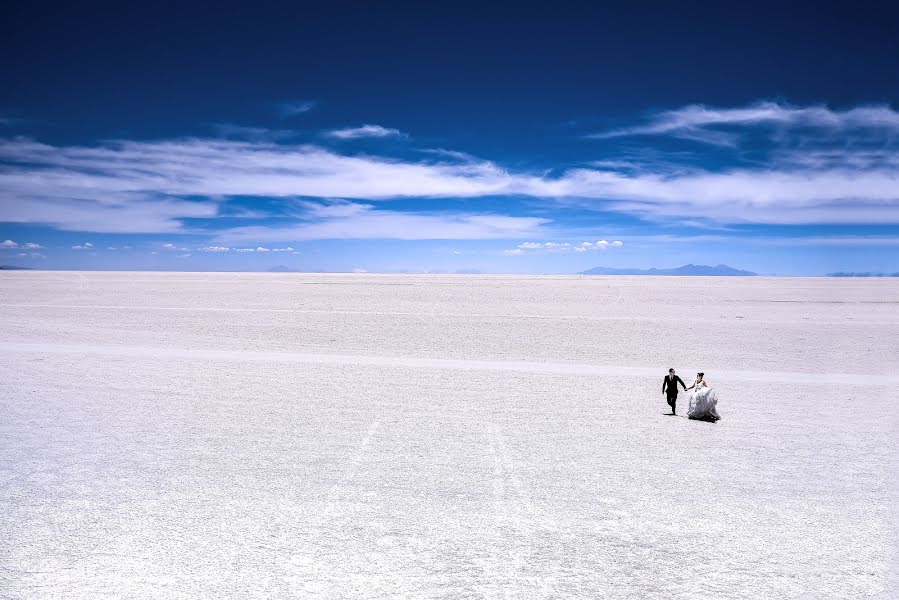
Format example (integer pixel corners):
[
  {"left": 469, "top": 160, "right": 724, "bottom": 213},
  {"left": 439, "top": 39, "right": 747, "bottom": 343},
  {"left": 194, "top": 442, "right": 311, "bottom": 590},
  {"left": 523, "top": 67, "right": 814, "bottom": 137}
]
[{"left": 2, "top": 1, "right": 898, "bottom": 273}]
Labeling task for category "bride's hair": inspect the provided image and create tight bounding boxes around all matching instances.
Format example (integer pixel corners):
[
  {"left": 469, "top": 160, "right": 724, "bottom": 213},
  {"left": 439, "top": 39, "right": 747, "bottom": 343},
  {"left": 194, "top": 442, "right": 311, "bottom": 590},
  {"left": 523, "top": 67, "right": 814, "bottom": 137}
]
[{"left": 697, "top": 372, "right": 704, "bottom": 378}]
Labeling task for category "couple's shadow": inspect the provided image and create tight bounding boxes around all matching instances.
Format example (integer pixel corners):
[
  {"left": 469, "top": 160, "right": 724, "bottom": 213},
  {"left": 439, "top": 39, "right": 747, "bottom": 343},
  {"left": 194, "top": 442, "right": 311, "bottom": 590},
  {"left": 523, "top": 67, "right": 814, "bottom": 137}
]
[{"left": 662, "top": 411, "right": 718, "bottom": 423}]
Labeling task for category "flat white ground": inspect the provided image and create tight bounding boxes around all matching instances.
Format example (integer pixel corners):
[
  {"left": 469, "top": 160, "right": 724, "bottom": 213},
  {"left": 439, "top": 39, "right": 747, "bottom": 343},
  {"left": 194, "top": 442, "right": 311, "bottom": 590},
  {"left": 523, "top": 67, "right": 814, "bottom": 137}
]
[{"left": 1, "top": 272, "right": 897, "bottom": 599}]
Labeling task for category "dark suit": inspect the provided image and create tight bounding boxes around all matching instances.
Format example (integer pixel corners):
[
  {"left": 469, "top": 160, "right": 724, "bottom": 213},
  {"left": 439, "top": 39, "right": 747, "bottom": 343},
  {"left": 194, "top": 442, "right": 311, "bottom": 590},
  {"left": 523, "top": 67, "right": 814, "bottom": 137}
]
[{"left": 662, "top": 374, "right": 686, "bottom": 412}]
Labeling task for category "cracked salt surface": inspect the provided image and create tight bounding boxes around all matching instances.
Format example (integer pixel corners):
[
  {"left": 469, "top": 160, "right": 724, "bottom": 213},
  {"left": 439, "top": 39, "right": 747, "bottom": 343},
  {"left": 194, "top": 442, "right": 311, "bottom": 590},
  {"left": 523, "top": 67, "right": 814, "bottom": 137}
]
[{"left": 1, "top": 272, "right": 897, "bottom": 599}]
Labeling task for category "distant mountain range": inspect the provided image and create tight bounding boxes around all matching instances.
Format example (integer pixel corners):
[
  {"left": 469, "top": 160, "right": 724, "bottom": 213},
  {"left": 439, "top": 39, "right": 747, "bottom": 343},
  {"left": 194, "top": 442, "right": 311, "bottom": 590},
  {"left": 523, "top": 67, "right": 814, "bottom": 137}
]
[
  {"left": 0, "top": 265, "right": 33, "bottom": 270},
  {"left": 827, "top": 272, "right": 899, "bottom": 277},
  {"left": 579, "top": 264, "right": 757, "bottom": 276}
]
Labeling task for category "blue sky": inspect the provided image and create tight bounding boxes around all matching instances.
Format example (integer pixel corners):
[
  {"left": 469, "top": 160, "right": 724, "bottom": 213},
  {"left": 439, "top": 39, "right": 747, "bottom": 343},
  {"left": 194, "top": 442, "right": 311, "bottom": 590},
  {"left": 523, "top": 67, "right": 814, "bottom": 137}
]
[{"left": 1, "top": 2, "right": 898, "bottom": 274}]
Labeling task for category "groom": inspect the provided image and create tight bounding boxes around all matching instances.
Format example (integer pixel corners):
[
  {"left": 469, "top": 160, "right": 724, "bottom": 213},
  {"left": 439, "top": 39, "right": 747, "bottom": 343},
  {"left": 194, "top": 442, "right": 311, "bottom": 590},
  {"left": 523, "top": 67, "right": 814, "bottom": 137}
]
[{"left": 662, "top": 368, "right": 687, "bottom": 415}]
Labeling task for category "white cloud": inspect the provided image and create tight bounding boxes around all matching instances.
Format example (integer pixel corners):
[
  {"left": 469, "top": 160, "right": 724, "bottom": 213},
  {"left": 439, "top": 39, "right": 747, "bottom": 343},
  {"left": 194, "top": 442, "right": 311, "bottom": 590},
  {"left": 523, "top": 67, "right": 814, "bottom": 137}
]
[
  {"left": 228, "top": 246, "right": 283, "bottom": 253},
  {"left": 420, "top": 148, "right": 479, "bottom": 162},
  {"left": 0, "top": 138, "right": 525, "bottom": 234},
  {"left": 3, "top": 101, "right": 899, "bottom": 232},
  {"left": 72, "top": 242, "right": 94, "bottom": 250},
  {"left": 199, "top": 246, "right": 231, "bottom": 252},
  {"left": 511, "top": 239, "right": 623, "bottom": 255},
  {"left": 0, "top": 192, "right": 217, "bottom": 233},
  {"left": 277, "top": 100, "right": 316, "bottom": 117},
  {"left": 748, "top": 236, "right": 899, "bottom": 247},
  {"left": 591, "top": 101, "right": 899, "bottom": 143},
  {"left": 545, "top": 242, "right": 570, "bottom": 250},
  {"left": 0, "top": 239, "right": 42, "bottom": 250},
  {"left": 326, "top": 124, "right": 405, "bottom": 140},
  {"left": 216, "top": 201, "right": 550, "bottom": 243},
  {"left": 162, "top": 242, "right": 176, "bottom": 249},
  {"left": 177, "top": 253, "right": 192, "bottom": 258},
  {"left": 213, "top": 123, "right": 298, "bottom": 142}
]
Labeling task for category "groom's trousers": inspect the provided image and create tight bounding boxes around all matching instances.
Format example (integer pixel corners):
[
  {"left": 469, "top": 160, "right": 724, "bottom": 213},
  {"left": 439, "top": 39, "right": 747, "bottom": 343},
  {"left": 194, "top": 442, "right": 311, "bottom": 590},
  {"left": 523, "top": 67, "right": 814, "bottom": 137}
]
[{"left": 666, "top": 392, "right": 678, "bottom": 412}]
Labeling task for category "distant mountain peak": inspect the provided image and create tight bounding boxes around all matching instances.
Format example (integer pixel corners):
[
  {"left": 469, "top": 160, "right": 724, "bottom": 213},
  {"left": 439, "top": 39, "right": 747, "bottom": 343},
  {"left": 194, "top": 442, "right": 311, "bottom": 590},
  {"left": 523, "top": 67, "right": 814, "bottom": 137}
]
[{"left": 579, "top": 264, "right": 756, "bottom": 276}]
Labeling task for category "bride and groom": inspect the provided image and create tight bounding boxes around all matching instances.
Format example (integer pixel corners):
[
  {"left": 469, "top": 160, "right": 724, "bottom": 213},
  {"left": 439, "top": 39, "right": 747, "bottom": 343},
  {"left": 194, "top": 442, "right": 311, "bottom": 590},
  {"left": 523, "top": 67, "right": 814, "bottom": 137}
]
[{"left": 662, "top": 368, "right": 721, "bottom": 421}]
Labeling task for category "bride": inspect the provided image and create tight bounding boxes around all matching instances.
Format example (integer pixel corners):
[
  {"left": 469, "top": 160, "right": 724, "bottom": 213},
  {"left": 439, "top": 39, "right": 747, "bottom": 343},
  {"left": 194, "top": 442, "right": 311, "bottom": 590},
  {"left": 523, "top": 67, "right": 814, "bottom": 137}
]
[{"left": 685, "top": 372, "right": 721, "bottom": 421}]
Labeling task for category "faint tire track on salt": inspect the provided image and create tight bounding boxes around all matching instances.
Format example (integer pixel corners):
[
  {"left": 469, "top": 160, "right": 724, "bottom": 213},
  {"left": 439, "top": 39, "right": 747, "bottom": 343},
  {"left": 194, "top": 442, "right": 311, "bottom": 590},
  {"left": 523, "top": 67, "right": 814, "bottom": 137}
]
[
  {"left": 282, "top": 420, "right": 381, "bottom": 596},
  {"left": 484, "top": 422, "right": 559, "bottom": 598}
]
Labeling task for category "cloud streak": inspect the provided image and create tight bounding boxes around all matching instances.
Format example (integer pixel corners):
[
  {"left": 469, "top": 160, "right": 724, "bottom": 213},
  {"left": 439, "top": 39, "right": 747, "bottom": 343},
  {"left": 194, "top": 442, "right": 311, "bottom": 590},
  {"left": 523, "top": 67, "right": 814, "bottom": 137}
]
[
  {"left": 216, "top": 201, "right": 550, "bottom": 243},
  {"left": 2, "top": 100, "right": 899, "bottom": 236},
  {"left": 277, "top": 100, "right": 316, "bottom": 117},
  {"left": 591, "top": 101, "right": 899, "bottom": 143},
  {"left": 326, "top": 124, "right": 405, "bottom": 139}
]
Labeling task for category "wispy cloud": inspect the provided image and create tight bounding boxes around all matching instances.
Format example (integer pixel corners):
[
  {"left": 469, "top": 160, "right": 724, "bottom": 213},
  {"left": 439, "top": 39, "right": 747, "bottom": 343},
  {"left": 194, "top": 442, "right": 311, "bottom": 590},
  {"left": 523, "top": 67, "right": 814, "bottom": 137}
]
[
  {"left": 555, "top": 167, "right": 899, "bottom": 224},
  {"left": 325, "top": 124, "right": 405, "bottom": 139},
  {"left": 0, "top": 137, "right": 529, "bottom": 233},
  {"left": 161, "top": 242, "right": 190, "bottom": 251},
  {"left": 232, "top": 246, "right": 296, "bottom": 253},
  {"left": 749, "top": 236, "right": 899, "bottom": 247},
  {"left": 212, "top": 123, "right": 298, "bottom": 141},
  {"left": 419, "top": 148, "right": 479, "bottom": 162},
  {"left": 71, "top": 242, "right": 94, "bottom": 250},
  {"left": 2, "top": 101, "right": 899, "bottom": 235},
  {"left": 216, "top": 201, "right": 550, "bottom": 243},
  {"left": 277, "top": 100, "right": 316, "bottom": 117},
  {"left": 590, "top": 101, "right": 899, "bottom": 145}
]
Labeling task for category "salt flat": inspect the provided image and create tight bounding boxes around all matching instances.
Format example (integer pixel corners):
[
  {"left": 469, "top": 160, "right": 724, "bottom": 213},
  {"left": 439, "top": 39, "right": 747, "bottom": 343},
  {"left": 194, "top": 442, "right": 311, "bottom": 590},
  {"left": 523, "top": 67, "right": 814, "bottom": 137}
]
[{"left": 1, "top": 272, "right": 897, "bottom": 599}]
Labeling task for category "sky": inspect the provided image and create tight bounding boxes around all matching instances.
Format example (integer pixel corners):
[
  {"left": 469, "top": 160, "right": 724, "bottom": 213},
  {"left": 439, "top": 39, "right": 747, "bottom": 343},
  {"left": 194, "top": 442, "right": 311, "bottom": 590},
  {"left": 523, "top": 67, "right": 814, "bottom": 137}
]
[{"left": 1, "top": 1, "right": 898, "bottom": 275}]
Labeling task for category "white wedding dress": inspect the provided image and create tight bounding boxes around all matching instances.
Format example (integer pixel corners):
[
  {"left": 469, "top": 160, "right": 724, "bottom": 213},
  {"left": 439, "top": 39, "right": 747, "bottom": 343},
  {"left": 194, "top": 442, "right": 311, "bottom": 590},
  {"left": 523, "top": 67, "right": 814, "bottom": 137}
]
[{"left": 687, "top": 380, "right": 721, "bottom": 421}]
